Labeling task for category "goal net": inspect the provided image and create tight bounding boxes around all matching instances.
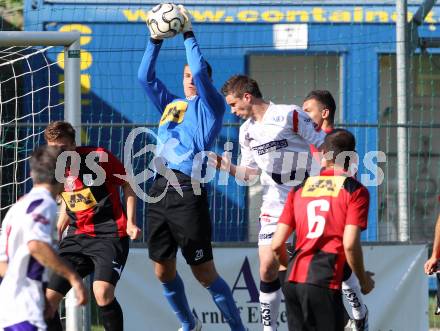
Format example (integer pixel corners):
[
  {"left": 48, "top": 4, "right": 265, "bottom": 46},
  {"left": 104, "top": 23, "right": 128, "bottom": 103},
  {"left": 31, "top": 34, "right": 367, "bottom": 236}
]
[
  {"left": 0, "top": 32, "right": 80, "bottom": 222},
  {"left": 0, "top": 45, "right": 64, "bottom": 219}
]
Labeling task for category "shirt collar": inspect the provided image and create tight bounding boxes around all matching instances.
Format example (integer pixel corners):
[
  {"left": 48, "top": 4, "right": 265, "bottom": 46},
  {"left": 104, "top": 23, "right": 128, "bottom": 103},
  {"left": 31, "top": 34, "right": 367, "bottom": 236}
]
[
  {"left": 319, "top": 168, "right": 349, "bottom": 176},
  {"left": 322, "top": 126, "right": 333, "bottom": 134},
  {"left": 30, "top": 186, "right": 50, "bottom": 194}
]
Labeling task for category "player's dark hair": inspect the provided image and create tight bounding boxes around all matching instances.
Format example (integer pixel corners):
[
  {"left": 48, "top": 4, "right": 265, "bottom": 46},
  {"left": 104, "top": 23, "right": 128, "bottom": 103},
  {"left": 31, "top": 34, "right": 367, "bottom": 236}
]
[
  {"left": 30, "top": 145, "right": 64, "bottom": 185},
  {"left": 221, "top": 75, "right": 263, "bottom": 98},
  {"left": 323, "top": 129, "right": 356, "bottom": 170},
  {"left": 44, "top": 121, "right": 76, "bottom": 144},
  {"left": 304, "top": 90, "right": 336, "bottom": 123},
  {"left": 185, "top": 61, "right": 213, "bottom": 78}
]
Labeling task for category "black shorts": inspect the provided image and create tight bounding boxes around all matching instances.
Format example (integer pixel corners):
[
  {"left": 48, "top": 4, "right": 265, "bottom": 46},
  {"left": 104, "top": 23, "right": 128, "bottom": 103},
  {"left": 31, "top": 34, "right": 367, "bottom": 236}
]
[
  {"left": 282, "top": 282, "right": 345, "bottom": 331},
  {"left": 47, "top": 234, "right": 129, "bottom": 295},
  {"left": 147, "top": 171, "right": 213, "bottom": 265}
]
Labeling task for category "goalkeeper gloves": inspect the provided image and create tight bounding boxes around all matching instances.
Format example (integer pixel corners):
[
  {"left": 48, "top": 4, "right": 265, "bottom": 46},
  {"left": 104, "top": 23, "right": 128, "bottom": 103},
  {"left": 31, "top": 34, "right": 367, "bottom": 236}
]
[{"left": 178, "top": 5, "right": 192, "bottom": 33}]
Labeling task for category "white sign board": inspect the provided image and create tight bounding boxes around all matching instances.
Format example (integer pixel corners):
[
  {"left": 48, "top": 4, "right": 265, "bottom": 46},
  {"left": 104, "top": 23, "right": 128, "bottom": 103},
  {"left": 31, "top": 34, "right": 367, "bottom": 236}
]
[
  {"left": 117, "top": 245, "right": 427, "bottom": 331},
  {"left": 273, "top": 24, "right": 308, "bottom": 50}
]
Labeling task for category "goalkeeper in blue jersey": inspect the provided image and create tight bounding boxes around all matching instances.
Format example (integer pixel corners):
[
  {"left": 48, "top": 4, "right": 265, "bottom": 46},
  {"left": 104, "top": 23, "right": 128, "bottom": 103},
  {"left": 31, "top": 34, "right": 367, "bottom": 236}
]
[{"left": 138, "top": 5, "right": 245, "bottom": 331}]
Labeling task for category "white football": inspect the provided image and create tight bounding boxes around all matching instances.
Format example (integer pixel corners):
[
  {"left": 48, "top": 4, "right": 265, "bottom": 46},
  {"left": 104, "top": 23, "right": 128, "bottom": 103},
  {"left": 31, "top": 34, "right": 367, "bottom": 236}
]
[{"left": 148, "top": 3, "right": 185, "bottom": 39}]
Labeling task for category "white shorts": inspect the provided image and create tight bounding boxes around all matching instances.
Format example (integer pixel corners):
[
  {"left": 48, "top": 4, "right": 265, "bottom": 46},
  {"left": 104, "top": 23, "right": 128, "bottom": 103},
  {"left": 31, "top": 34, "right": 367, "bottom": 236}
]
[
  {"left": 258, "top": 214, "right": 279, "bottom": 246},
  {"left": 258, "top": 213, "right": 295, "bottom": 246}
]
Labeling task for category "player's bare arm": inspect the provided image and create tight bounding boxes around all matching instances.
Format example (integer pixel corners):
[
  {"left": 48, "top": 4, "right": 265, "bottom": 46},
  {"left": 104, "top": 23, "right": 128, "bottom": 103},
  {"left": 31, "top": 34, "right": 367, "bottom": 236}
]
[
  {"left": 56, "top": 200, "right": 69, "bottom": 241},
  {"left": 425, "top": 213, "right": 440, "bottom": 274},
  {"left": 271, "top": 223, "right": 292, "bottom": 268},
  {"left": 0, "top": 261, "right": 7, "bottom": 277},
  {"left": 27, "top": 240, "right": 88, "bottom": 305},
  {"left": 208, "top": 152, "right": 260, "bottom": 182},
  {"left": 123, "top": 182, "right": 141, "bottom": 240},
  {"left": 343, "top": 224, "right": 375, "bottom": 294},
  {"left": 0, "top": 227, "right": 7, "bottom": 277}
]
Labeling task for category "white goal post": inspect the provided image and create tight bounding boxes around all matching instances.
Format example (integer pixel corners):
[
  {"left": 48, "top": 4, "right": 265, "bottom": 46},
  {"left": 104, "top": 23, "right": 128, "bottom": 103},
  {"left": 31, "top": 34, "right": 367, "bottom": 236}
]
[
  {"left": 0, "top": 31, "right": 85, "bottom": 331},
  {"left": 0, "top": 31, "right": 81, "bottom": 141}
]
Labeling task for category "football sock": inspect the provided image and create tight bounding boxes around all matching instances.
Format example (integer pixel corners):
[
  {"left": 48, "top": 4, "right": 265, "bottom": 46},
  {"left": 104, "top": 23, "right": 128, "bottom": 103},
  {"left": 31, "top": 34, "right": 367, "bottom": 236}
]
[
  {"left": 278, "top": 270, "right": 287, "bottom": 285},
  {"left": 260, "top": 279, "right": 282, "bottom": 331},
  {"left": 98, "top": 298, "right": 124, "bottom": 331},
  {"left": 342, "top": 272, "right": 367, "bottom": 320},
  {"left": 207, "top": 276, "right": 245, "bottom": 331},
  {"left": 436, "top": 273, "right": 440, "bottom": 311},
  {"left": 162, "top": 273, "right": 195, "bottom": 331},
  {"left": 46, "top": 310, "right": 63, "bottom": 331}
]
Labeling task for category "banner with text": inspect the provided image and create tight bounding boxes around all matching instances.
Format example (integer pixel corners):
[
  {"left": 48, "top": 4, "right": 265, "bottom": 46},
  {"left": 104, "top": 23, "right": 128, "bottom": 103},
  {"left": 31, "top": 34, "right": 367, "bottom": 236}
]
[{"left": 117, "top": 245, "right": 427, "bottom": 330}]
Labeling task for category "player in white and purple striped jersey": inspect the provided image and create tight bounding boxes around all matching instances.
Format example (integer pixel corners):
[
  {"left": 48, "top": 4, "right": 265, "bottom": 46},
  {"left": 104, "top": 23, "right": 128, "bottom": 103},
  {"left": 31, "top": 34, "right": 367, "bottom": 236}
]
[{"left": 0, "top": 146, "right": 87, "bottom": 331}]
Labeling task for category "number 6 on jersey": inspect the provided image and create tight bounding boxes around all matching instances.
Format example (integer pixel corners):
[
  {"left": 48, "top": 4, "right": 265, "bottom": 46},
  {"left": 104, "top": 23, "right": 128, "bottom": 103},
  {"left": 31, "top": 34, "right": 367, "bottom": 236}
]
[{"left": 306, "top": 199, "right": 330, "bottom": 239}]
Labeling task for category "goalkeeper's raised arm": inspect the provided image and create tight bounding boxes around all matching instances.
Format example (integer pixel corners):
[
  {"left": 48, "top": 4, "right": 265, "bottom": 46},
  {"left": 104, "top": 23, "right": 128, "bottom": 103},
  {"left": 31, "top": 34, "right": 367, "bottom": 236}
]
[
  {"left": 138, "top": 5, "right": 224, "bottom": 119},
  {"left": 137, "top": 32, "right": 178, "bottom": 114},
  {"left": 178, "top": 5, "right": 225, "bottom": 118}
]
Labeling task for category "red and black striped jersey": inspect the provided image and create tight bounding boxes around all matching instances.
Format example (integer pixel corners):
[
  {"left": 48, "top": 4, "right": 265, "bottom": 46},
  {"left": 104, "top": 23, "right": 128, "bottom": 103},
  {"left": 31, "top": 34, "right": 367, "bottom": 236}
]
[
  {"left": 279, "top": 168, "right": 369, "bottom": 290},
  {"left": 61, "top": 147, "right": 128, "bottom": 238}
]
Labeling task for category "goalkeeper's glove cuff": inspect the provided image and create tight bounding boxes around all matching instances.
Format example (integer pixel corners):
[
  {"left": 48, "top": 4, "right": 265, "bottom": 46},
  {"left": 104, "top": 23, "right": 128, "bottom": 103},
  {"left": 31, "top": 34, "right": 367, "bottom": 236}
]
[
  {"left": 150, "top": 37, "right": 163, "bottom": 44},
  {"left": 183, "top": 31, "right": 195, "bottom": 40}
]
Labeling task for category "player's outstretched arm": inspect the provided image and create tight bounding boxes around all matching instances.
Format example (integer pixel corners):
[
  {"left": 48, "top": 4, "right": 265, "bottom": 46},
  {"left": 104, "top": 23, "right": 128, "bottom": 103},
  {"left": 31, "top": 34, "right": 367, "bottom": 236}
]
[
  {"left": 425, "top": 213, "right": 440, "bottom": 274},
  {"left": 123, "top": 182, "right": 141, "bottom": 240},
  {"left": 179, "top": 5, "right": 224, "bottom": 116},
  {"left": 138, "top": 13, "right": 178, "bottom": 113},
  {"left": 0, "top": 222, "right": 9, "bottom": 277},
  {"left": 343, "top": 225, "right": 375, "bottom": 295},
  {"left": 28, "top": 240, "right": 88, "bottom": 305},
  {"left": 0, "top": 261, "right": 7, "bottom": 277},
  {"left": 208, "top": 152, "right": 260, "bottom": 182},
  {"left": 0, "top": 229, "right": 7, "bottom": 277},
  {"left": 209, "top": 125, "right": 261, "bottom": 183}
]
